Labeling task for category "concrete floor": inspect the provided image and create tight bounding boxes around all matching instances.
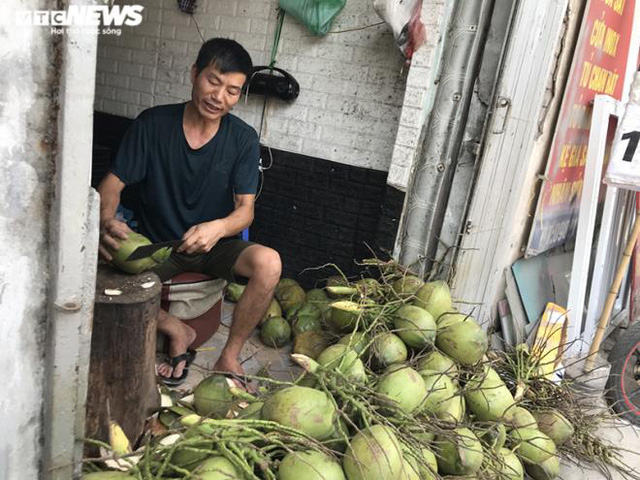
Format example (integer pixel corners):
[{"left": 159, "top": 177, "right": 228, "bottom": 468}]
[
  {"left": 560, "top": 420, "right": 640, "bottom": 480},
  {"left": 176, "top": 302, "right": 640, "bottom": 479}
]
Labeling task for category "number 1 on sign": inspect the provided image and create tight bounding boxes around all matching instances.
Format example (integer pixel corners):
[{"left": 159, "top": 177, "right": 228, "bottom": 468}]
[{"left": 621, "top": 131, "right": 640, "bottom": 162}]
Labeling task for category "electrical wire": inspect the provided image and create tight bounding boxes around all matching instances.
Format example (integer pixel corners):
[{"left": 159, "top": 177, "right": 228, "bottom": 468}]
[
  {"left": 190, "top": 13, "right": 205, "bottom": 42},
  {"left": 269, "top": 10, "right": 285, "bottom": 68},
  {"left": 264, "top": 145, "right": 274, "bottom": 171},
  {"left": 258, "top": 94, "right": 269, "bottom": 139},
  {"left": 327, "top": 21, "right": 386, "bottom": 34},
  {"left": 253, "top": 10, "right": 285, "bottom": 200}
]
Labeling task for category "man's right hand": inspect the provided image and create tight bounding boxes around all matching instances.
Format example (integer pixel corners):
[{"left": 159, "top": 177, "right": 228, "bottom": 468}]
[{"left": 99, "top": 218, "right": 133, "bottom": 261}]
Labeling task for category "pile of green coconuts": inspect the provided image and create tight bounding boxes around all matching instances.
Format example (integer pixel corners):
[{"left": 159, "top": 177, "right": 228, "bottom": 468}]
[{"left": 86, "top": 269, "right": 620, "bottom": 480}]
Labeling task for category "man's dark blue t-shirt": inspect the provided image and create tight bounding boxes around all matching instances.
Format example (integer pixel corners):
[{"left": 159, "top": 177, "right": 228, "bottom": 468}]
[{"left": 111, "top": 103, "right": 260, "bottom": 243}]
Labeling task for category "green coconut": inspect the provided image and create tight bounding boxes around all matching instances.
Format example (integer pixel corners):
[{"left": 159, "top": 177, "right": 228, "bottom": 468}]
[
  {"left": 236, "top": 401, "right": 263, "bottom": 420},
  {"left": 170, "top": 433, "right": 212, "bottom": 470},
  {"left": 337, "top": 332, "right": 370, "bottom": 356},
  {"left": 159, "top": 405, "right": 197, "bottom": 429},
  {"left": 403, "top": 446, "right": 438, "bottom": 480},
  {"left": 422, "top": 448, "right": 438, "bottom": 479},
  {"left": 391, "top": 275, "right": 424, "bottom": 298},
  {"left": 532, "top": 410, "right": 574, "bottom": 446},
  {"left": 152, "top": 246, "right": 172, "bottom": 263},
  {"left": 279, "top": 450, "right": 346, "bottom": 480},
  {"left": 441, "top": 476, "right": 479, "bottom": 479},
  {"left": 371, "top": 332, "right": 408, "bottom": 369},
  {"left": 158, "top": 410, "right": 182, "bottom": 429},
  {"left": 83, "top": 474, "right": 138, "bottom": 479},
  {"left": 413, "top": 280, "right": 453, "bottom": 321},
  {"left": 158, "top": 404, "right": 194, "bottom": 429},
  {"left": 436, "top": 316, "right": 488, "bottom": 366},
  {"left": 108, "top": 232, "right": 168, "bottom": 274},
  {"left": 225, "top": 282, "right": 246, "bottom": 302},
  {"left": 444, "top": 393, "right": 466, "bottom": 423},
  {"left": 260, "top": 316, "right": 291, "bottom": 348},
  {"left": 403, "top": 460, "right": 420, "bottom": 480},
  {"left": 307, "top": 289, "right": 332, "bottom": 317},
  {"left": 291, "top": 303, "right": 322, "bottom": 335},
  {"left": 277, "top": 278, "right": 300, "bottom": 291},
  {"left": 481, "top": 423, "right": 507, "bottom": 451},
  {"left": 276, "top": 285, "right": 307, "bottom": 313},
  {"left": 294, "top": 331, "right": 329, "bottom": 360},
  {"left": 436, "top": 427, "right": 484, "bottom": 475},
  {"left": 317, "top": 344, "right": 366, "bottom": 383},
  {"left": 192, "top": 456, "right": 242, "bottom": 479},
  {"left": 261, "top": 386, "right": 337, "bottom": 440},
  {"left": 510, "top": 407, "right": 538, "bottom": 430},
  {"left": 393, "top": 305, "right": 436, "bottom": 349},
  {"left": 376, "top": 366, "right": 427, "bottom": 414},
  {"left": 328, "top": 300, "right": 363, "bottom": 332},
  {"left": 260, "top": 298, "right": 282, "bottom": 323},
  {"left": 464, "top": 366, "right": 515, "bottom": 422},
  {"left": 355, "top": 277, "right": 380, "bottom": 296},
  {"left": 418, "top": 370, "right": 459, "bottom": 420},
  {"left": 508, "top": 428, "right": 557, "bottom": 464},
  {"left": 306, "top": 288, "right": 329, "bottom": 302},
  {"left": 193, "top": 374, "right": 234, "bottom": 418},
  {"left": 416, "top": 351, "right": 459, "bottom": 380},
  {"left": 343, "top": 425, "right": 404, "bottom": 480},
  {"left": 437, "top": 312, "right": 470, "bottom": 326},
  {"left": 524, "top": 454, "right": 560, "bottom": 480},
  {"left": 495, "top": 448, "right": 524, "bottom": 480},
  {"left": 437, "top": 312, "right": 472, "bottom": 328},
  {"left": 414, "top": 430, "right": 436, "bottom": 443}
]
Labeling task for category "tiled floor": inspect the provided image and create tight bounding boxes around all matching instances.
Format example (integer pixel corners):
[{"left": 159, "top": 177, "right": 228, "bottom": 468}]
[{"left": 178, "top": 301, "right": 301, "bottom": 392}]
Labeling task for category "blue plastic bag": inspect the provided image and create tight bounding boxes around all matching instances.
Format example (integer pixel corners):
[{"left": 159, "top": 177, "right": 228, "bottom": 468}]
[{"left": 278, "top": 0, "right": 346, "bottom": 36}]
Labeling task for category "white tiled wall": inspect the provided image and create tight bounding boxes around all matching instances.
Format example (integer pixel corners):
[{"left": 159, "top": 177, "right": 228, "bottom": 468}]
[{"left": 94, "top": 0, "right": 412, "bottom": 171}]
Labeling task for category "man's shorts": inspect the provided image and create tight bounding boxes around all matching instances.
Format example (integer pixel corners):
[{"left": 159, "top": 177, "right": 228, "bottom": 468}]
[{"left": 151, "top": 238, "right": 256, "bottom": 283}]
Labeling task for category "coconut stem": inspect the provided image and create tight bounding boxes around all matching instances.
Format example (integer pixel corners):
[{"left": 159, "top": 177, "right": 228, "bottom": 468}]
[
  {"left": 229, "top": 386, "right": 258, "bottom": 402},
  {"left": 291, "top": 353, "right": 320, "bottom": 373},
  {"left": 179, "top": 413, "right": 202, "bottom": 427},
  {"left": 514, "top": 382, "right": 526, "bottom": 402}
]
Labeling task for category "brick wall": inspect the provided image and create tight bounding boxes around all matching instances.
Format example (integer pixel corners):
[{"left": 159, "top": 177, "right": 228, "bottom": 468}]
[
  {"left": 94, "top": 0, "right": 407, "bottom": 171},
  {"left": 251, "top": 148, "right": 400, "bottom": 288}
]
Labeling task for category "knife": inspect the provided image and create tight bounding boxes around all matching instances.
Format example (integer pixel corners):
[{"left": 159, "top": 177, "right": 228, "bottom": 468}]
[{"left": 126, "top": 240, "right": 182, "bottom": 261}]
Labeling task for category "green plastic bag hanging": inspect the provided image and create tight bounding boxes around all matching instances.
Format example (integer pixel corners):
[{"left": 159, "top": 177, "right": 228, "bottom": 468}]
[{"left": 278, "top": 0, "right": 346, "bottom": 36}]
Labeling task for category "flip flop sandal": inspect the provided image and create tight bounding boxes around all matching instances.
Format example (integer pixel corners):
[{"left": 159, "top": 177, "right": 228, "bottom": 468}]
[{"left": 161, "top": 349, "right": 197, "bottom": 387}]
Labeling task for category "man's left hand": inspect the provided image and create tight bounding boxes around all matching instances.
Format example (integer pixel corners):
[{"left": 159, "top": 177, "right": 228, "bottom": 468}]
[{"left": 179, "top": 220, "right": 227, "bottom": 254}]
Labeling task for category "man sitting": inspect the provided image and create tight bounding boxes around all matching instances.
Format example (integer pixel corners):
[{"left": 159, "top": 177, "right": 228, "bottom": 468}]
[{"left": 98, "top": 38, "right": 281, "bottom": 386}]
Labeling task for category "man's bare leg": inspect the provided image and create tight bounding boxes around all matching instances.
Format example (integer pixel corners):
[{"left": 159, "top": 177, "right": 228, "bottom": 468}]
[
  {"left": 213, "top": 245, "right": 281, "bottom": 375},
  {"left": 156, "top": 309, "right": 196, "bottom": 379}
]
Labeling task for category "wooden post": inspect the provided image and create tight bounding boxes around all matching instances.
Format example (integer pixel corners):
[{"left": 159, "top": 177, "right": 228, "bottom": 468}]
[
  {"left": 85, "top": 264, "right": 162, "bottom": 448},
  {"left": 584, "top": 212, "right": 640, "bottom": 372}
]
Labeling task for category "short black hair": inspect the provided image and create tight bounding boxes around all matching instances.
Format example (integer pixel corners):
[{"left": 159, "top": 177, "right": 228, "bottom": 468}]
[{"left": 194, "top": 38, "right": 253, "bottom": 79}]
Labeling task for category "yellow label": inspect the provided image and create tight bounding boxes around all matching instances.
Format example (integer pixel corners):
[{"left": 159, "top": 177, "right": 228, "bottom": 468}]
[{"left": 531, "top": 302, "right": 568, "bottom": 379}]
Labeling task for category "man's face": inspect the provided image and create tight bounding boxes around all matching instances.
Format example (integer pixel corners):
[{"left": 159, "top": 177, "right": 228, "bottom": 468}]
[{"left": 190, "top": 64, "right": 246, "bottom": 122}]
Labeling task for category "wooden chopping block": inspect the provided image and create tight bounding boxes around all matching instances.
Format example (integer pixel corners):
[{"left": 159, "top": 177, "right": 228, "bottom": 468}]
[{"left": 85, "top": 264, "right": 161, "bottom": 450}]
